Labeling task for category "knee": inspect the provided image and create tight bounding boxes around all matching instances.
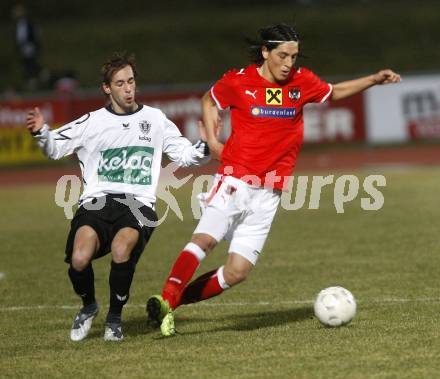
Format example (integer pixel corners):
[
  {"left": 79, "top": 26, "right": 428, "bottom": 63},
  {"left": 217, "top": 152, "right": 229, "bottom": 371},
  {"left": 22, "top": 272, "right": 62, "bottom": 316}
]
[
  {"left": 71, "top": 250, "right": 92, "bottom": 271},
  {"left": 191, "top": 233, "right": 217, "bottom": 253},
  {"left": 223, "top": 265, "right": 250, "bottom": 287},
  {"left": 72, "top": 226, "right": 99, "bottom": 270},
  {"left": 111, "top": 240, "right": 132, "bottom": 263}
]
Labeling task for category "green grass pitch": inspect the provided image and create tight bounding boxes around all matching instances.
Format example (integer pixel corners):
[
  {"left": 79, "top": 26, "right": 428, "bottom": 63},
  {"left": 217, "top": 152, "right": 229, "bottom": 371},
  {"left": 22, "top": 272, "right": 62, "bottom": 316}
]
[{"left": 1, "top": 167, "right": 439, "bottom": 378}]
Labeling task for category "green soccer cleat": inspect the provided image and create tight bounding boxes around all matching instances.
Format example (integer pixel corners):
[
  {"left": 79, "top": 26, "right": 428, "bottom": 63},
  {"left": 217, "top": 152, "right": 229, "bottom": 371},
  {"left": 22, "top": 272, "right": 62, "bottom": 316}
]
[
  {"left": 160, "top": 310, "right": 176, "bottom": 337},
  {"left": 146, "top": 295, "right": 170, "bottom": 328}
]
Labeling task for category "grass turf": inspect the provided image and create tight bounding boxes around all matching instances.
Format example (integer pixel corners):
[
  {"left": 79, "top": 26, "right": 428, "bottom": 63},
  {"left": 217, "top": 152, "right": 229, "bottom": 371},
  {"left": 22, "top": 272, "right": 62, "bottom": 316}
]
[{"left": 1, "top": 167, "right": 439, "bottom": 378}]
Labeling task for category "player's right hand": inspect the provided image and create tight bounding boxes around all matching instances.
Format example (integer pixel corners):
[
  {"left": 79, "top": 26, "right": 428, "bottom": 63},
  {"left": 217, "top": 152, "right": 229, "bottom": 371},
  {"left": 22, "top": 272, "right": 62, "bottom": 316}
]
[
  {"left": 26, "top": 107, "right": 45, "bottom": 134},
  {"left": 373, "top": 69, "right": 401, "bottom": 85}
]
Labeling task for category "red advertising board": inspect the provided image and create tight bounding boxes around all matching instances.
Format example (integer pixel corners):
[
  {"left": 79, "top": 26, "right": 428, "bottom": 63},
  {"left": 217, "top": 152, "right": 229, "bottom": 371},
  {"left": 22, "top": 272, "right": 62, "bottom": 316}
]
[
  {"left": 303, "top": 94, "right": 365, "bottom": 143},
  {"left": 0, "top": 89, "right": 366, "bottom": 165}
]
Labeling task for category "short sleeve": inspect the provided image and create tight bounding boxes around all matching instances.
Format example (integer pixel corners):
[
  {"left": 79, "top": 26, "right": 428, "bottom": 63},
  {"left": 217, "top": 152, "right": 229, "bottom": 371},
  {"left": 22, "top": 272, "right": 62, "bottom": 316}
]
[
  {"left": 210, "top": 70, "right": 239, "bottom": 110},
  {"left": 301, "top": 68, "right": 333, "bottom": 104}
]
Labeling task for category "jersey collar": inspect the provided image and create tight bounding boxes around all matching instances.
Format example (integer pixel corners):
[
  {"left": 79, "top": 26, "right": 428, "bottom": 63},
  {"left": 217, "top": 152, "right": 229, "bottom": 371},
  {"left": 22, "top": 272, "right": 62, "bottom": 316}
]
[
  {"left": 105, "top": 103, "right": 143, "bottom": 116},
  {"left": 251, "top": 64, "right": 297, "bottom": 86}
]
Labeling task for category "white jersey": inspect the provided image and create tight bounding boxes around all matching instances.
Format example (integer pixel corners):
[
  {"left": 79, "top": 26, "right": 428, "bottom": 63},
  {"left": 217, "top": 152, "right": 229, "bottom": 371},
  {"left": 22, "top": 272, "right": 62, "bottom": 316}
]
[{"left": 34, "top": 104, "right": 209, "bottom": 206}]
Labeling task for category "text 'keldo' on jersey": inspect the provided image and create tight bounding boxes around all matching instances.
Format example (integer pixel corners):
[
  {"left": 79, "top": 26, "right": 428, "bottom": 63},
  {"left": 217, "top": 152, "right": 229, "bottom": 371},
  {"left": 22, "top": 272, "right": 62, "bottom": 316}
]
[{"left": 98, "top": 146, "right": 154, "bottom": 185}]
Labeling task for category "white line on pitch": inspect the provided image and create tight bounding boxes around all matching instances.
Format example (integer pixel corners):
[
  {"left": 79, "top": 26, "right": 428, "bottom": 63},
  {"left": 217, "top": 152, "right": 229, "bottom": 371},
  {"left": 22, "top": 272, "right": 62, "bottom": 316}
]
[
  {"left": 2, "top": 297, "right": 440, "bottom": 312},
  {"left": 0, "top": 272, "right": 5, "bottom": 280}
]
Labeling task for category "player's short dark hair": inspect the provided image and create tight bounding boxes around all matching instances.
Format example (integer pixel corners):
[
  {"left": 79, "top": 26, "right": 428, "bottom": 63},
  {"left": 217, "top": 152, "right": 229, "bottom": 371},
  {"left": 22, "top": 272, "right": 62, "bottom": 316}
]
[
  {"left": 247, "top": 23, "right": 300, "bottom": 65},
  {"left": 101, "top": 52, "right": 137, "bottom": 85}
]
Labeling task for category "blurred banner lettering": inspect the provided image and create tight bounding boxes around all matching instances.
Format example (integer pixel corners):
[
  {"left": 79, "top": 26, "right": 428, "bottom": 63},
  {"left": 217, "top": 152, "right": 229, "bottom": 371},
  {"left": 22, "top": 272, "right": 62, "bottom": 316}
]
[
  {"left": 1, "top": 74, "right": 438, "bottom": 165},
  {"left": 366, "top": 74, "right": 440, "bottom": 143}
]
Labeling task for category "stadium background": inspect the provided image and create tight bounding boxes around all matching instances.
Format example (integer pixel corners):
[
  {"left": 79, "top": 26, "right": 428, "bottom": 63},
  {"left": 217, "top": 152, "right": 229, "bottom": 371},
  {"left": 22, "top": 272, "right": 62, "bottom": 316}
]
[
  {"left": 0, "top": 0, "right": 439, "bottom": 169},
  {"left": 1, "top": 1, "right": 440, "bottom": 378}
]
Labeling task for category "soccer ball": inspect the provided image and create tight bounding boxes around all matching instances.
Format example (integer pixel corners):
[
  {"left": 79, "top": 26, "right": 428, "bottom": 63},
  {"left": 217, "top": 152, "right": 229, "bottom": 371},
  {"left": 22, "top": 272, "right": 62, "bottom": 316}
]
[{"left": 313, "top": 286, "right": 356, "bottom": 327}]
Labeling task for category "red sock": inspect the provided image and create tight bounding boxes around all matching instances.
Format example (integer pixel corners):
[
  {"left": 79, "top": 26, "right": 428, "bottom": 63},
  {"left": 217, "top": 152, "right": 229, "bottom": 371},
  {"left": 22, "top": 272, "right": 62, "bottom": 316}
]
[
  {"left": 162, "top": 243, "right": 206, "bottom": 309},
  {"left": 179, "top": 269, "right": 224, "bottom": 306}
]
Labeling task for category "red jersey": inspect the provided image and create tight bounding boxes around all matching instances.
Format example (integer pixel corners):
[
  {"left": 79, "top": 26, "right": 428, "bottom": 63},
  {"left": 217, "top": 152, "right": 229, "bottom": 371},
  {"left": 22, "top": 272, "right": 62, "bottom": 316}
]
[{"left": 210, "top": 64, "right": 332, "bottom": 190}]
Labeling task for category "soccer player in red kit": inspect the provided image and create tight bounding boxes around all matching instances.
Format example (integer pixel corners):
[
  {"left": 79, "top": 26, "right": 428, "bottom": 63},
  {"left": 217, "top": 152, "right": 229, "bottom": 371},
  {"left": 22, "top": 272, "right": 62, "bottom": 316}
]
[{"left": 147, "top": 23, "right": 401, "bottom": 336}]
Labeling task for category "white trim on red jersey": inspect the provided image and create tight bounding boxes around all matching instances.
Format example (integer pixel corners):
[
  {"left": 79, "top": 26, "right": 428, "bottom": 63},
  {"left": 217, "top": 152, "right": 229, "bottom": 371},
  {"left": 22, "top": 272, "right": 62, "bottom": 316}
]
[
  {"left": 320, "top": 83, "right": 333, "bottom": 103},
  {"left": 210, "top": 87, "right": 225, "bottom": 110}
]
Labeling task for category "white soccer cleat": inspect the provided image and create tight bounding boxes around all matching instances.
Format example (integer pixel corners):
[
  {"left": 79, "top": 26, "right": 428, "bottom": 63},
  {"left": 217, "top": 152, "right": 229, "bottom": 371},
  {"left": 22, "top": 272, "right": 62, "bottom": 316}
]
[
  {"left": 103, "top": 323, "right": 124, "bottom": 341},
  {"left": 70, "top": 304, "right": 99, "bottom": 341}
]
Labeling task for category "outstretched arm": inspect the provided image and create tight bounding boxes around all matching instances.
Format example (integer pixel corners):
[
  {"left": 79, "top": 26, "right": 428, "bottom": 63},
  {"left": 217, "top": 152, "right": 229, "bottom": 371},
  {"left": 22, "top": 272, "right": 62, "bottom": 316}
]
[
  {"left": 331, "top": 69, "right": 401, "bottom": 101},
  {"left": 162, "top": 116, "right": 210, "bottom": 167},
  {"left": 25, "top": 107, "right": 88, "bottom": 159}
]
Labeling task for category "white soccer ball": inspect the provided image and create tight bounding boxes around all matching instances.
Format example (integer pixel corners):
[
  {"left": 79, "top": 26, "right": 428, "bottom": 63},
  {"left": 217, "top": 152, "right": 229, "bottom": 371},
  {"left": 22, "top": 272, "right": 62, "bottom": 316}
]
[{"left": 313, "top": 286, "right": 357, "bottom": 327}]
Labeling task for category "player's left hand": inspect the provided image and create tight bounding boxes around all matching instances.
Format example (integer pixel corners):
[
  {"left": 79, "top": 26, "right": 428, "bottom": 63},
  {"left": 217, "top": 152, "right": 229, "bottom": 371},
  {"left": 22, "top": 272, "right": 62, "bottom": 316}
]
[{"left": 373, "top": 69, "right": 401, "bottom": 85}]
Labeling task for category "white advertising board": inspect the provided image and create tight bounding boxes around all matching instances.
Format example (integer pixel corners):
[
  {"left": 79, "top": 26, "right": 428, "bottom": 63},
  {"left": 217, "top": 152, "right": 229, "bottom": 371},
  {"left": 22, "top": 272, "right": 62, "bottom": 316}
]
[{"left": 365, "top": 74, "right": 440, "bottom": 143}]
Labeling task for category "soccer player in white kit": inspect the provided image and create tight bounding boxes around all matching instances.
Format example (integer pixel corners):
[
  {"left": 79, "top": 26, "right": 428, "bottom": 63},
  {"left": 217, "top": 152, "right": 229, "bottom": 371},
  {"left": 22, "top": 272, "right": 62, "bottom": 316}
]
[
  {"left": 147, "top": 23, "right": 401, "bottom": 336},
  {"left": 25, "top": 53, "right": 210, "bottom": 341}
]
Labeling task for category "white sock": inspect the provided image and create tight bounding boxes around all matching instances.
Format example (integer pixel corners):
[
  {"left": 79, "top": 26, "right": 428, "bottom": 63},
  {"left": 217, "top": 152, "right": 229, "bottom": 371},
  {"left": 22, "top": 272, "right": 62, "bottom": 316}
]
[
  {"left": 184, "top": 242, "right": 206, "bottom": 261},
  {"left": 217, "top": 266, "right": 230, "bottom": 289}
]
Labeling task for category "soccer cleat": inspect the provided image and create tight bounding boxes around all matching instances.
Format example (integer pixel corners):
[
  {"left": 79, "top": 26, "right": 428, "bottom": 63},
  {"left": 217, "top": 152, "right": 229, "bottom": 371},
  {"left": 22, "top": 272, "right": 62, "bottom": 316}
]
[
  {"left": 70, "top": 303, "right": 99, "bottom": 342},
  {"left": 103, "top": 322, "right": 124, "bottom": 341},
  {"left": 146, "top": 295, "right": 170, "bottom": 328},
  {"left": 160, "top": 310, "right": 176, "bottom": 337}
]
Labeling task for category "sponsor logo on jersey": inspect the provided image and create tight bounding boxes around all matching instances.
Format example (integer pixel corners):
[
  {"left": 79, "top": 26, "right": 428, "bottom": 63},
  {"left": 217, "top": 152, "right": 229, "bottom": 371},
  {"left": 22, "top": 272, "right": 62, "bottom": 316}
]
[
  {"left": 139, "top": 121, "right": 152, "bottom": 141},
  {"left": 288, "top": 87, "right": 301, "bottom": 102},
  {"left": 98, "top": 146, "right": 154, "bottom": 185},
  {"left": 245, "top": 89, "right": 257, "bottom": 99},
  {"left": 122, "top": 123, "right": 130, "bottom": 129},
  {"left": 266, "top": 88, "right": 282, "bottom": 105},
  {"left": 139, "top": 120, "right": 151, "bottom": 134},
  {"left": 250, "top": 106, "right": 296, "bottom": 118}
]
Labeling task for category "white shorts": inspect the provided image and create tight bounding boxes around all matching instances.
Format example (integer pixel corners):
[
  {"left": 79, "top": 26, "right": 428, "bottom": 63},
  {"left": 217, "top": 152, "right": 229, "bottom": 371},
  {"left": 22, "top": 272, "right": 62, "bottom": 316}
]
[{"left": 194, "top": 175, "right": 280, "bottom": 265}]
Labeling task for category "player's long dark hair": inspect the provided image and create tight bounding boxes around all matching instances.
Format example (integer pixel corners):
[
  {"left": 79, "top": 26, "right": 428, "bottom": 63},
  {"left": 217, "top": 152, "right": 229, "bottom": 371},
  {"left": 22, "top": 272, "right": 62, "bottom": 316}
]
[{"left": 247, "top": 23, "right": 300, "bottom": 65}]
